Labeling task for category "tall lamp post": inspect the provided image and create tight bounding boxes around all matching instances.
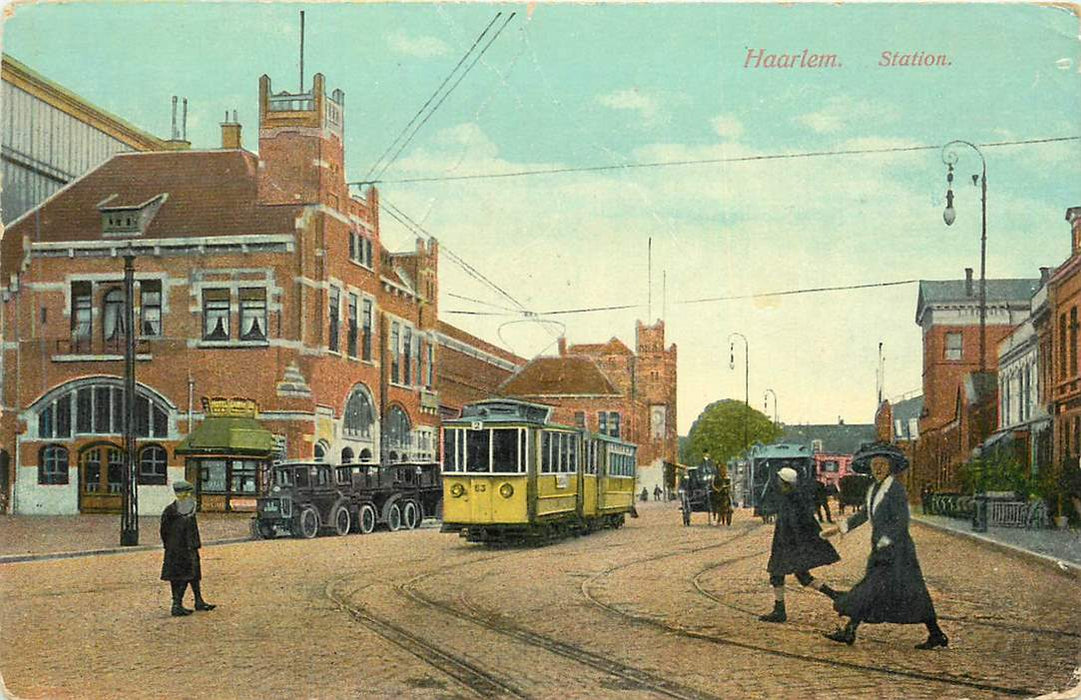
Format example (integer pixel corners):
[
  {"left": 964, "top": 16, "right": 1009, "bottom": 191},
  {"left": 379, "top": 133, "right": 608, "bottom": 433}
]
[
  {"left": 941, "top": 140, "right": 988, "bottom": 373},
  {"left": 763, "top": 388, "right": 778, "bottom": 426},
  {"left": 120, "top": 250, "right": 139, "bottom": 546},
  {"left": 729, "top": 332, "right": 749, "bottom": 505}
]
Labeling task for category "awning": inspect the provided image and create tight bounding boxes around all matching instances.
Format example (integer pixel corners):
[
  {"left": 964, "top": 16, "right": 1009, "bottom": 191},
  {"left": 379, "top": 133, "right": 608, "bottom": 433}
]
[{"left": 175, "top": 416, "right": 275, "bottom": 457}]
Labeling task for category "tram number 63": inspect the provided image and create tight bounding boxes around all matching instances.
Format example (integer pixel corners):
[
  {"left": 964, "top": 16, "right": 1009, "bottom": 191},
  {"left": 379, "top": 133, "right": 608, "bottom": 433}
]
[{"left": 473, "top": 484, "right": 487, "bottom": 493}]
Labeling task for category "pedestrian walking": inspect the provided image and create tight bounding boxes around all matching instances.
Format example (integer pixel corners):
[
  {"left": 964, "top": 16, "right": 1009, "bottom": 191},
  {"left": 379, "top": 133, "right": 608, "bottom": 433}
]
[
  {"left": 814, "top": 479, "right": 833, "bottom": 523},
  {"left": 820, "top": 443, "right": 948, "bottom": 649},
  {"left": 653, "top": 485, "right": 662, "bottom": 501},
  {"left": 759, "top": 467, "right": 841, "bottom": 623},
  {"left": 161, "top": 480, "right": 216, "bottom": 617}
]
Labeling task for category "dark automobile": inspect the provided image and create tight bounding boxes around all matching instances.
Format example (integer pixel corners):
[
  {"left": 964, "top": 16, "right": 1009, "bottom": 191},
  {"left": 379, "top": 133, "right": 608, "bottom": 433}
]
[{"left": 254, "top": 460, "right": 441, "bottom": 539}]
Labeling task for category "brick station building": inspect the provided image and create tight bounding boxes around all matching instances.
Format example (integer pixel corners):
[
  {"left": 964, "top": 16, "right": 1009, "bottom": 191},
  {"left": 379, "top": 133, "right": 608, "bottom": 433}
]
[{"left": 0, "top": 70, "right": 447, "bottom": 514}]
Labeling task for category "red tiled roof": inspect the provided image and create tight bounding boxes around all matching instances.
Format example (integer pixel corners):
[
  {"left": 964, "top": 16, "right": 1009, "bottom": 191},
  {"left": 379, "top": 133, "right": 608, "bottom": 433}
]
[
  {"left": 500, "top": 356, "right": 620, "bottom": 396},
  {"left": 2, "top": 149, "right": 304, "bottom": 281},
  {"left": 437, "top": 320, "right": 526, "bottom": 366},
  {"left": 568, "top": 337, "right": 633, "bottom": 356}
]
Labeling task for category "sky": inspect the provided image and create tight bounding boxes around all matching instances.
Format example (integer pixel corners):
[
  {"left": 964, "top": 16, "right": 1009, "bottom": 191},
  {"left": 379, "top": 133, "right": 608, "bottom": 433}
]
[{"left": 3, "top": 2, "right": 1080, "bottom": 434}]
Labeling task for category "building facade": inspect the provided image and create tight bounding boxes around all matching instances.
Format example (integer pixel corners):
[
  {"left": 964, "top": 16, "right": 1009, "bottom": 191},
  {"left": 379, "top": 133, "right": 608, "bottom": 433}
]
[
  {"left": 1047, "top": 208, "right": 1081, "bottom": 480},
  {"left": 912, "top": 273, "right": 1039, "bottom": 490},
  {"left": 0, "top": 70, "right": 443, "bottom": 514}
]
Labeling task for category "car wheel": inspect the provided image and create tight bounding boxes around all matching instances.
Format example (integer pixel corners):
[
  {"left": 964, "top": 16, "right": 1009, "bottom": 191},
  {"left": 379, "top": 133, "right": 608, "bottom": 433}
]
[
  {"left": 296, "top": 507, "right": 319, "bottom": 539},
  {"left": 387, "top": 502, "right": 402, "bottom": 532},
  {"left": 358, "top": 504, "right": 376, "bottom": 534},
  {"left": 333, "top": 507, "right": 351, "bottom": 536},
  {"left": 402, "top": 501, "right": 420, "bottom": 530}
]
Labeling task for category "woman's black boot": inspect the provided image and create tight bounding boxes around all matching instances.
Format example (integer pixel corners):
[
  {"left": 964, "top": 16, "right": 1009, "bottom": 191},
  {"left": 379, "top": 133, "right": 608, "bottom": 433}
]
[
  {"left": 916, "top": 621, "right": 948, "bottom": 650},
  {"left": 823, "top": 620, "right": 858, "bottom": 645}
]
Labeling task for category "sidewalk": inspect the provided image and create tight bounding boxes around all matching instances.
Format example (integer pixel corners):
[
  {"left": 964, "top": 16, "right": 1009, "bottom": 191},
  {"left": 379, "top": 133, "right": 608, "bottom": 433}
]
[
  {"left": 913, "top": 513, "right": 1081, "bottom": 572},
  {"left": 0, "top": 513, "right": 253, "bottom": 562}
]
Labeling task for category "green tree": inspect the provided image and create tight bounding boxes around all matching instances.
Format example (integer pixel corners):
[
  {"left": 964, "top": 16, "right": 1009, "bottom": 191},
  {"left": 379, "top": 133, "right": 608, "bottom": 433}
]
[{"left": 685, "top": 399, "right": 781, "bottom": 465}]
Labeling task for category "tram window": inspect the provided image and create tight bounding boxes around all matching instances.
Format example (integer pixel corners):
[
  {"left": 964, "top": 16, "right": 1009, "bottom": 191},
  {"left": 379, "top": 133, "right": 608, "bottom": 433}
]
[
  {"left": 541, "top": 432, "right": 552, "bottom": 473},
  {"left": 466, "top": 429, "right": 490, "bottom": 473},
  {"left": 275, "top": 469, "right": 293, "bottom": 487},
  {"left": 570, "top": 438, "right": 579, "bottom": 472},
  {"left": 492, "top": 429, "right": 518, "bottom": 473},
  {"left": 295, "top": 468, "right": 309, "bottom": 488},
  {"left": 443, "top": 430, "right": 459, "bottom": 472}
]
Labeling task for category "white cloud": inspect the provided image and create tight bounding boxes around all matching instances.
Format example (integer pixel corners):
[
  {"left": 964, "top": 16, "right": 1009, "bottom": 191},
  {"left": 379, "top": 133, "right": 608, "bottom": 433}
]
[
  {"left": 596, "top": 88, "right": 662, "bottom": 124},
  {"left": 387, "top": 31, "right": 449, "bottom": 58},
  {"left": 711, "top": 114, "right": 744, "bottom": 140},
  {"left": 794, "top": 97, "right": 900, "bottom": 134}
]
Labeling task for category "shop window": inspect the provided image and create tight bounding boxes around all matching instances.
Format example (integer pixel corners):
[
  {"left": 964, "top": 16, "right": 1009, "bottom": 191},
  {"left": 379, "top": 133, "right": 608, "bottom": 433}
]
[
  {"left": 140, "top": 280, "right": 162, "bottom": 337},
  {"left": 239, "top": 288, "right": 267, "bottom": 342},
  {"left": 38, "top": 445, "right": 69, "bottom": 484},
  {"left": 199, "top": 459, "right": 228, "bottom": 493},
  {"left": 203, "top": 289, "right": 230, "bottom": 341},
  {"left": 138, "top": 445, "right": 168, "bottom": 485},
  {"left": 231, "top": 460, "right": 259, "bottom": 495}
]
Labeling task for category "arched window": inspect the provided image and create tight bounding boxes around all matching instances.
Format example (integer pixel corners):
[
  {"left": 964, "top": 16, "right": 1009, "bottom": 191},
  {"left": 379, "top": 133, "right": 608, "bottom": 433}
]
[
  {"left": 341, "top": 447, "right": 354, "bottom": 464},
  {"left": 359, "top": 448, "right": 373, "bottom": 463},
  {"left": 35, "top": 380, "right": 170, "bottom": 439},
  {"left": 382, "top": 406, "right": 412, "bottom": 462},
  {"left": 343, "top": 385, "right": 374, "bottom": 439},
  {"left": 102, "top": 288, "right": 125, "bottom": 341},
  {"left": 138, "top": 445, "right": 168, "bottom": 485},
  {"left": 38, "top": 445, "right": 69, "bottom": 485},
  {"left": 314, "top": 440, "right": 329, "bottom": 462}
]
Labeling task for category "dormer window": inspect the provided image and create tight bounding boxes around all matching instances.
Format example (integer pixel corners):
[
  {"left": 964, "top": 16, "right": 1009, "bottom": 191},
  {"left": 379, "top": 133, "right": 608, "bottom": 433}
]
[{"left": 97, "top": 193, "right": 167, "bottom": 238}]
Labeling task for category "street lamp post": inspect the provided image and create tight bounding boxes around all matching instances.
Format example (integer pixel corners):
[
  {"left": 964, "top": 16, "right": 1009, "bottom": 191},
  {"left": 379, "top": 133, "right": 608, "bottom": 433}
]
[
  {"left": 120, "top": 251, "right": 139, "bottom": 546},
  {"left": 763, "top": 388, "right": 778, "bottom": 426},
  {"left": 729, "top": 332, "right": 749, "bottom": 505},
  {"left": 941, "top": 140, "right": 988, "bottom": 373}
]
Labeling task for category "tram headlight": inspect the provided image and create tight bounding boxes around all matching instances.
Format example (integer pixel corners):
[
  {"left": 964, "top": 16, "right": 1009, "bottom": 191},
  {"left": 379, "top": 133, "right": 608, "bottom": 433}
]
[
  {"left": 499, "top": 483, "right": 514, "bottom": 499},
  {"left": 450, "top": 483, "right": 466, "bottom": 498}
]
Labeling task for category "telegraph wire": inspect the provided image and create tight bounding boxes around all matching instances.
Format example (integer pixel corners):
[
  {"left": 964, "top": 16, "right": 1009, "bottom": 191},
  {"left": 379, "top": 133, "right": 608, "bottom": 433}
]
[
  {"left": 353, "top": 135, "right": 1081, "bottom": 186},
  {"left": 362, "top": 12, "right": 503, "bottom": 181},
  {"left": 447, "top": 291, "right": 521, "bottom": 312},
  {"left": 439, "top": 278, "right": 921, "bottom": 317},
  {"left": 371, "top": 12, "right": 517, "bottom": 182}
]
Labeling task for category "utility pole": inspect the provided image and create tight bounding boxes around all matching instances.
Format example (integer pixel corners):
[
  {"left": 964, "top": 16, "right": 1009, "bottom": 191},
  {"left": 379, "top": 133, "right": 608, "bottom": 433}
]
[{"left": 120, "top": 251, "right": 139, "bottom": 546}]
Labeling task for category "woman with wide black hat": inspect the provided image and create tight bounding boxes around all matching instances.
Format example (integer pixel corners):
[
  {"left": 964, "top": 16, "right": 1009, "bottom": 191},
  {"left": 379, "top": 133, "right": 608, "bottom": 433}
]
[{"left": 820, "top": 442, "right": 948, "bottom": 649}]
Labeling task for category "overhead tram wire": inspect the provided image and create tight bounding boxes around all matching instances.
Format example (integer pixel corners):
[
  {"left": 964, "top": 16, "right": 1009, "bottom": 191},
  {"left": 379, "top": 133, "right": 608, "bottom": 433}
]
[
  {"left": 378, "top": 199, "right": 560, "bottom": 340},
  {"left": 354, "top": 135, "right": 1081, "bottom": 186},
  {"left": 370, "top": 12, "right": 517, "bottom": 183},
  {"left": 439, "top": 279, "right": 921, "bottom": 317},
  {"left": 361, "top": 12, "right": 503, "bottom": 181}
]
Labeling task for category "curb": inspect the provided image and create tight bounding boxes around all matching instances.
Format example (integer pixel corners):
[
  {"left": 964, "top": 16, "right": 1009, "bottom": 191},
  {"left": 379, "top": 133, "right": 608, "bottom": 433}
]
[
  {"left": 0, "top": 536, "right": 253, "bottom": 566},
  {"left": 913, "top": 517, "right": 1081, "bottom": 579}
]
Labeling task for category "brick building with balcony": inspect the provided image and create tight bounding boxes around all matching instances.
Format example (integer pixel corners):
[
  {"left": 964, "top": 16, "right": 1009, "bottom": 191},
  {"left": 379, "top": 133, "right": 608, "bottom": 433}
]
[{"left": 0, "top": 69, "right": 444, "bottom": 514}]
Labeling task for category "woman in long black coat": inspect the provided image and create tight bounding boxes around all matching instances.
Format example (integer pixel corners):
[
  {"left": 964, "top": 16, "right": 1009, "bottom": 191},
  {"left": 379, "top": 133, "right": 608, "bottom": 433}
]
[
  {"left": 759, "top": 467, "right": 842, "bottom": 623},
  {"left": 821, "top": 444, "right": 948, "bottom": 649}
]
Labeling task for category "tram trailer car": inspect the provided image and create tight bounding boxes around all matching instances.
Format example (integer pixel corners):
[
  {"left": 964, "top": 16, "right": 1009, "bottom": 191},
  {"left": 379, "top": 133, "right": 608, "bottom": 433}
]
[
  {"left": 441, "top": 399, "right": 638, "bottom": 544},
  {"left": 748, "top": 443, "right": 816, "bottom": 518},
  {"left": 253, "top": 460, "right": 441, "bottom": 539}
]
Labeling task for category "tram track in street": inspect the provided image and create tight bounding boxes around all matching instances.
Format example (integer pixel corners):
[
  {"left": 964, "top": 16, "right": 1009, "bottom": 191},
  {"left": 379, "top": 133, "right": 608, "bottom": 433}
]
[
  {"left": 580, "top": 522, "right": 1040, "bottom": 698},
  {"left": 324, "top": 549, "right": 531, "bottom": 699}
]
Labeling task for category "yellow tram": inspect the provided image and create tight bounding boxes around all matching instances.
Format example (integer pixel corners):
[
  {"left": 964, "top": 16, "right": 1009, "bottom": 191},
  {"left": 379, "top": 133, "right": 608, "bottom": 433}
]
[{"left": 441, "top": 399, "right": 638, "bottom": 543}]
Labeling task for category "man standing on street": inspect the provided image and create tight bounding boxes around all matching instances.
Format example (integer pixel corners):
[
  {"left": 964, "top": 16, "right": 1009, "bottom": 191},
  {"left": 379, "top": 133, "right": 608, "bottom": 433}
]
[
  {"left": 759, "top": 467, "right": 842, "bottom": 622},
  {"left": 814, "top": 478, "right": 833, "bottom": 523},
  {"left": 161, "top": 480, "right": 216, "bottom": 617}
]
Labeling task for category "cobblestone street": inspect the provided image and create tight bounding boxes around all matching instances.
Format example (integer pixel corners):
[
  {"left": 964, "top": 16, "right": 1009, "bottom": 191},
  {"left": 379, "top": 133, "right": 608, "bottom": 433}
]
[{"left": 2, "top": 503, "right": 1079, "bottom": 699}]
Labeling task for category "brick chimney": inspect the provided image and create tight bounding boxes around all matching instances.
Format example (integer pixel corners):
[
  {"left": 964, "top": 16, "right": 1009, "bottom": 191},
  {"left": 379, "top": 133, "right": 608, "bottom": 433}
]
[
  {"left": 1040, "top": 266, "right": 1052, "bottom": 286},
  {"left": 1067, "top": 206, "right": 1081, "bottom": 255},
  {"left": 965, "top": 267, "right": 974, "bottom": 296},
  {"left": 558, "top": 336, "right": 567, "bottom": 356},
  {"left": 221, "top": 110, "right": 241, "bottom": 149}
]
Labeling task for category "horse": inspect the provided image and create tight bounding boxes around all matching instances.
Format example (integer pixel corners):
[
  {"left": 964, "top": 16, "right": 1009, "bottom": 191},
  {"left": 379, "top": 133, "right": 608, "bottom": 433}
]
[{"left": 709, "top": 477, "right": 733, "bottom": 526}]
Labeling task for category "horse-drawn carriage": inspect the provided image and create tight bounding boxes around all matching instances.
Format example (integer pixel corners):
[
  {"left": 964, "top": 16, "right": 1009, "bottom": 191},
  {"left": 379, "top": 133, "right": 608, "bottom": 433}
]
[{"left": 678, "top": 462, "right": 732, "bottom": 526}]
